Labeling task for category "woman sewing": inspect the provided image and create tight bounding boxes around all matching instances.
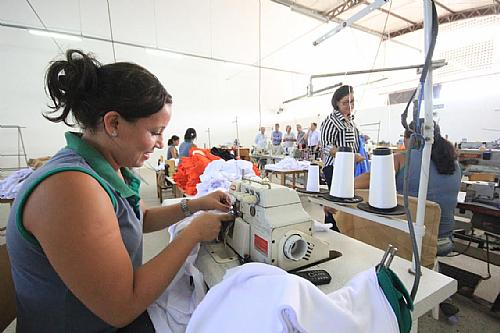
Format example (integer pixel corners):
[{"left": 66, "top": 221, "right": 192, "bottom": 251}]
[
  {"left": 354, "top": 121, "right": 461, "bottom": 255},
  {"left": 6, "top": 50, "right": 233, "bottom": 332}
]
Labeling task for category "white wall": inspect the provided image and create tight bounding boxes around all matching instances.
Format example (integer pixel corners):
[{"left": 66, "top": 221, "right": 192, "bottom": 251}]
[{"left": 1, "top": 1, "right": 499, "bottom": 169}]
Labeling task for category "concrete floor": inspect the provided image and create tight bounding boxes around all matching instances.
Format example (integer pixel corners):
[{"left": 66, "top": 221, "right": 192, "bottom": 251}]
[{"left": 1, "top": 166, "right": 499, "bottom": 332}]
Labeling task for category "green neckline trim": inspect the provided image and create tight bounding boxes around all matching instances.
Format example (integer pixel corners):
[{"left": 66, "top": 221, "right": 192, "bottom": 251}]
[
  {"left": 64, "top": 132, "right": 141, "bottom": 200},
  {"left": 377, "top": 266, "right": 414, "bottom": 333},
  {"left": 16, "top": 166, "right": 118, "bottom": 247}
]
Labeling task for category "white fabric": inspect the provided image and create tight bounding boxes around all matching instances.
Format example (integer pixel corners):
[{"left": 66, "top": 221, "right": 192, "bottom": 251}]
[
  {"left": 186, "top": 263, "right": 398, "bottom": 333},
  {"left": 147, "top": 214, "right": 207, "bottom": 333},
  {"left": 195, "top": 159, "right": 258, "bottom": 196},
  {"left": 313, "top": 221, "right": 333, "bottom": 232},
  {"left": 265, "top": 157, "right": 309, "bottom": 171},
  {"left": 0, "top": 168, "right": 33, "bottom": 199},
  {"left": 255, "top": 133, "right": 268, "bottom": 149},
  {"left": 307, "top": 130, "right": 320, "bottom": 147}
]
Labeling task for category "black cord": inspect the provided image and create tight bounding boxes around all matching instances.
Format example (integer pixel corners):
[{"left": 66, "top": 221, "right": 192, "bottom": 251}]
[{"left": 401, "top": 0, "right": 439, "bottom": 301}]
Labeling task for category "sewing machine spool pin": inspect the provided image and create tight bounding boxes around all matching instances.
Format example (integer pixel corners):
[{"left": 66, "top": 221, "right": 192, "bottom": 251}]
[{"left": 377, "top": 244, "right": 398, "bottom": 273}]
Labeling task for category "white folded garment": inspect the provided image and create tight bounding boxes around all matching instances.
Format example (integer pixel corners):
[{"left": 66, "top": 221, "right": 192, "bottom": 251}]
[
  {"left": 196, "top": 159, "right": 258, "bottom": 196},
  {"left": 187, "top": 263, "right": 398, "bottom": 333},
  {"left": 313, "top": 221, "right": 333, "bottom": 232},
  {"left": 147, "top": 214, "right": 207, "bottom": 333},
  {"left": 265, "top": 157, "right": 309, "bottom": 171}
]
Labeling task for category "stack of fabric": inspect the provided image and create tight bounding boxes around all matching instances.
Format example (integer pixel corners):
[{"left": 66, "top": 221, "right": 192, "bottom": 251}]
[
  {"left": 196, "top": 159, "right": 260, "bottom": 197},
  {"left": 265, "top": 156, "right": 310, "bottom": 171},
  {"left": 173, "top": 148, "right": 221, "bottom": 195},
  {"left": 173, "top": 148, "right": 260, "bottom": 196}
]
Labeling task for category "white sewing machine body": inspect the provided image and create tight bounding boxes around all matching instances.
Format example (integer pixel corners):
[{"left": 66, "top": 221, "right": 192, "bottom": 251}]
[{"left": 225, "top": 179, "right": 330, "bottom": 271}]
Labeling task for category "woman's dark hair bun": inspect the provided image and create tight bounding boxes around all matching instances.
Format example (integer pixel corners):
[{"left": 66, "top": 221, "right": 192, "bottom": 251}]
[
  {"left": 184, "top": 128, "right": 197, "bottom": 140},
  {"left": 45, "top": 50, "right": 100, "bottom": 127},
  {"left": 44, "top": 49, "right": 171, "bottom": 130}
]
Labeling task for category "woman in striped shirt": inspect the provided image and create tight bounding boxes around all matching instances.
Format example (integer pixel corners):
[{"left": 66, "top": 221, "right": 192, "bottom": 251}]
[{"left": 320, "top": 85, "right": 365, "bottom": 230}]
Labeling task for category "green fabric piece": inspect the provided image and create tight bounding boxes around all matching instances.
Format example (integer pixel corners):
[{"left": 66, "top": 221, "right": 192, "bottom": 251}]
[
  {"left": 16, "top": 166, "right": 118, "bottom": 246},
  {"left": 377, "top": 266, "right": 414, "bottom": 333},
  {"left": 65, "top": 132, "right": 141, "bottom": 214}
]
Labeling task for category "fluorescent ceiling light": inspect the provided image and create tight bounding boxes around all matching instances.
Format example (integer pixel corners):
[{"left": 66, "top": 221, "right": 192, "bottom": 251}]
[
  {"left": 29, "top": 29, "right": 82, "bottom": 41},
  {"left": 146, "top": 48, "right": 183, "bottom": 59}
]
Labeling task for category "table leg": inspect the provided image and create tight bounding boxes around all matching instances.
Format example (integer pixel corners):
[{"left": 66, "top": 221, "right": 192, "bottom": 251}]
[
  {"left": 292, "top": 173, "right": 296, "bottom": 188},
  {"left": 280, "top": 173, "right": 286, "bottom": 186},
  {"left": 410, "top": 319, "right": 418, "bottom": 333}
]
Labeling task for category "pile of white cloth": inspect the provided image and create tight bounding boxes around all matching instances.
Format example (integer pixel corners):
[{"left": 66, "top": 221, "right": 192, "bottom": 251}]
[
  {"left": 196, "top": 159, "right": 258, "bottom": 196},
  {"left": 187, "top": 263, "right": 399, "bottom": 333},
  {"left": 265, "top": 157, "right": 310, "bottom": 171},
  {"left": 0, "top": 168, "right": 33, "bottom": 199}
]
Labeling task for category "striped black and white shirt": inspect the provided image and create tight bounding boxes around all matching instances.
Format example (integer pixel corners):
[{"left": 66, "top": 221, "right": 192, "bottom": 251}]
[{"left": 320, "top": 110, "right": 360, "bottom": 167}]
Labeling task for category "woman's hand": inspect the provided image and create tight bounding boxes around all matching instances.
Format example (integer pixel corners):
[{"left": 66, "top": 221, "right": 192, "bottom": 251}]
[
  {"left": 355, "top": 153, "right": 366, "bottom": 163},
  {"left": 186, "top": 212, "right": 234, "bottom": 242},
  {"left": 192, "top": 191, "right": 232, "bottom": 212}
]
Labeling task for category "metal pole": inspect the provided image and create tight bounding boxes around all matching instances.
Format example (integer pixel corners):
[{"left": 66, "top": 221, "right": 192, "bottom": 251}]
[
  {"left": 377, "top": 121, "right": 381, "bottom": 145},
  {"left": 235, "top": 117, "right": 240, "bottom": 158},
  {"left": 413, "top": 0, "right": 434, "bottom": 267}
]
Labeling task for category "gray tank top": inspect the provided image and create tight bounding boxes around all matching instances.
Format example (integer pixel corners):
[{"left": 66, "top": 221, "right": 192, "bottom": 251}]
[
  {"left": 6, "top": 133, "right": 144, "bottom": 332},
  {"left": 396, "top": 150, "right": 461, "bottom": 238}
]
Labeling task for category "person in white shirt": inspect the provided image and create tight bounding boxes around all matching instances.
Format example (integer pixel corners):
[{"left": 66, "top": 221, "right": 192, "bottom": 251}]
[
  {"left": 254, "top": 127, "right": 267, "bottom": 150},
  {"left": 282, "top": 125, "right": 296, "bottom": 154},
  {"left": 254, "top": 127, "right": 268, "bottom": 169},
  {"left": 307, "top": 122, "right": 320, "bottom": 159}
]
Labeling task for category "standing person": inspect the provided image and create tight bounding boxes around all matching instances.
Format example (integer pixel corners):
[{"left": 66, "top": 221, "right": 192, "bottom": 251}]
[
  {"left": 307, "top": 123, "right": 320, "bottom": 159},
  {"left": 6, "top": 49, "right": 233, "bottom": 332},
  {"left": 254, "top": 127, "right": 267, "bottom": 150},
  {"left": 320, "top": 85, "right": 364, "bottom": 230},
  {"left": 283, "top": 125, "right": 296, "bottom": 154},
  {"left": 271, "top": 123, "right": 283, "bottom": 155},
  {"left": 179, "top": 128, "right": 197, "bottom": 158},
  {"left": 271, "top": 123, "right": 283, "bottom": 147},
  {"left": 296, "top": 124, "right": 306, "bottom": 150},
  {"left": 254, "top": 127, "right": 268, "bottom": 169},
  {"left": 167, "top": 135, "right": 180, "bottom": 159}
]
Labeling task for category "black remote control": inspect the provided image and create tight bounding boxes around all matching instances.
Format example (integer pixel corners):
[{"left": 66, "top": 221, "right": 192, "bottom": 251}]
[{"left": 292, "top": 269, "right": 332, "bottom": 285}]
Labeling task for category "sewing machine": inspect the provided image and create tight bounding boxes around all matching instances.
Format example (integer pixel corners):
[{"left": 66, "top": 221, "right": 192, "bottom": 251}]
[
  {"left": 211, "top": 179, "right": 330, "bottom": 271},
  {"left": 463, "top": 180, "right": 500, "bottom": 206}
]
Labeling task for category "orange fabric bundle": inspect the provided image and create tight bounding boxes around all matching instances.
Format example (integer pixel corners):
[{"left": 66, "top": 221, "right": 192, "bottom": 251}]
[{"left": 173, "top": 148, "right": 221, "bottom": 195}]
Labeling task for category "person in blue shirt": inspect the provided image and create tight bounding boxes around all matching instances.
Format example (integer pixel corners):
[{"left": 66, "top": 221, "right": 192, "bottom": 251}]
[
  {"left": 271, "top": 123, "right": 283, "bottom": 147},
  {"left": 355, "top": 121, "right": 461, "bottom": 256},
  {"left": 179, "top": 128, "right": 197, "bottom": 158}
]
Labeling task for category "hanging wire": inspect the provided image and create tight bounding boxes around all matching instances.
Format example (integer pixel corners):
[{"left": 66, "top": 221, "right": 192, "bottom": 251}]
[
  {"left": 25, "top": 0, "right": 63, "bottom": 53},
  {"left": 106, "top": 0, "right": 117, "bottom": 62},
  {"left": 358, "top": 0, "right": 393, "bottom": 110}
]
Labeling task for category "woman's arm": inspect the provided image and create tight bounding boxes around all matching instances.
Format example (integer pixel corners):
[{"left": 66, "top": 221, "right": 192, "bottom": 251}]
[
  {"left": 24, "top": 171, "right": 232, "bottom": 327},
  {"left": 143, "top": 191, "right": 231, "bottom": 233}
]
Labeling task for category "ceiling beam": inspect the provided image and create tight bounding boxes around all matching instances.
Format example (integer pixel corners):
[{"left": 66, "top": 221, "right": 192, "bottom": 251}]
[
  {"left": 324, "top": 0, "right": 365, "bottom": 19},
  {"left": 387, "top": 4, "right": 500, "bottom": 39},
  {"left": 434, "top": 1, "right": 455, "bottom": 14},
  {"left": 270, "top": 0, "right": 420, "bottom": 51},
  {"left": 363, "top": 0, "right": 417, "bottom": 25}
]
